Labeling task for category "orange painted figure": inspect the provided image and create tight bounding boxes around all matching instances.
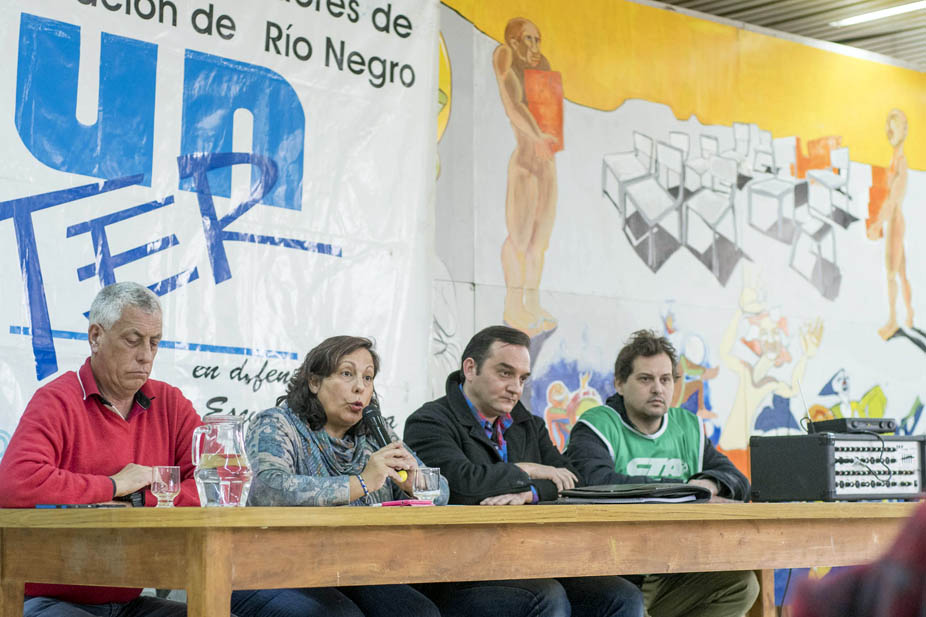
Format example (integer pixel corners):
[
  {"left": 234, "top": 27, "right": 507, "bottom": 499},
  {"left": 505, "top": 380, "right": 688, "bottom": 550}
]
[
  {"left": 868, "top": 109, "right": 914, "bottom": 340},
  {"left": 494, "top": 18, "right": 561, "bottom": 336}
]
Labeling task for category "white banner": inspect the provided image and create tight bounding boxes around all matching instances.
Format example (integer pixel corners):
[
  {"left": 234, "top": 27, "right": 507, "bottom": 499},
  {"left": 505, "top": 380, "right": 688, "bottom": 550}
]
[{"left": 0, "top": 0, "right": 439, "bottom": 454}]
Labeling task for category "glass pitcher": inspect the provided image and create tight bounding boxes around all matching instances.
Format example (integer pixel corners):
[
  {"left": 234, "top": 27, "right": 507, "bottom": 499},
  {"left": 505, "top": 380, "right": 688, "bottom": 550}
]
[{"left": 192, "top": 415, "right": 253, "bottom": 507}]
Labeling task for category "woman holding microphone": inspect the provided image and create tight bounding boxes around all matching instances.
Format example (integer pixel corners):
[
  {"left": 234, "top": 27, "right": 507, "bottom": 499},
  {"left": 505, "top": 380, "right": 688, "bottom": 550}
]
[{"left": 231, "top": 335, "right": 447, "bottom": 617}]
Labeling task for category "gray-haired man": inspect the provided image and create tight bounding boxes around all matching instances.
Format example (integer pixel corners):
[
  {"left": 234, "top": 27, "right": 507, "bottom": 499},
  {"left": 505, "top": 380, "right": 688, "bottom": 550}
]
[{"left": 0, "top": 282, "right": 203, "bottom": 617}]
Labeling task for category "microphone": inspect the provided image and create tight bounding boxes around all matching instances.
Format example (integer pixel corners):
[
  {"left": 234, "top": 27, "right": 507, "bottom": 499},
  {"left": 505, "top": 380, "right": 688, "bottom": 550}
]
[
  {"left": 362, "top": 403, "right": 408, "bottom": 482},
  {"left": 362, "top": 403, "right": 392, "bottom": 448}
]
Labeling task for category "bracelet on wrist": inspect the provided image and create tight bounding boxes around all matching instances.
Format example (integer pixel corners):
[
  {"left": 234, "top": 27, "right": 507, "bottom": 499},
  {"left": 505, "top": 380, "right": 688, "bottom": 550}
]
[
  {"left": 356, "top": 474, "right": 370, "bottom": 498},
  {"left": 108, "top": 476, "right": 117, "bottom": 500}
]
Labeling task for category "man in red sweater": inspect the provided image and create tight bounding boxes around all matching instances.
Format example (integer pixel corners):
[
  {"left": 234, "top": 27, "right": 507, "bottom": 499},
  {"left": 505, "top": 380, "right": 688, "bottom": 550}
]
[{"left": 0, "top": 282, "right": 203, "bottom": 617}]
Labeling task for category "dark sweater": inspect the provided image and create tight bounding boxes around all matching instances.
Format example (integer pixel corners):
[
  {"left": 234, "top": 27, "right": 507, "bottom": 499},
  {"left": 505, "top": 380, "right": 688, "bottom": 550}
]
[{"left": 565, "top": 392, "right": 750, "bottom": 500}]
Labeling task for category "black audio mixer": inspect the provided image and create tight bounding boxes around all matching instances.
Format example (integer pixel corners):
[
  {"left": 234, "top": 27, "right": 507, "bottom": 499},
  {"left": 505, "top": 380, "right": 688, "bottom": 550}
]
[{"left": 750, "top": 433, "right": 924, "bottom": 502}]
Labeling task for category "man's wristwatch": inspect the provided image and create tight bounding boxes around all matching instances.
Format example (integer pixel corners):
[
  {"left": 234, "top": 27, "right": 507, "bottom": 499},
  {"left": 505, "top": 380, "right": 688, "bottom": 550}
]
[{"left": 114, "top": 489, "right": 146, "bottom": 508}]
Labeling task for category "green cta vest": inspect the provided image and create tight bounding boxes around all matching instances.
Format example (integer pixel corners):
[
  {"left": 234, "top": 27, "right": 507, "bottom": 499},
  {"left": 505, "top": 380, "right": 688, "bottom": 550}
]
[{"left": 578, "top": 405, "right": 704, "bottom": 481}]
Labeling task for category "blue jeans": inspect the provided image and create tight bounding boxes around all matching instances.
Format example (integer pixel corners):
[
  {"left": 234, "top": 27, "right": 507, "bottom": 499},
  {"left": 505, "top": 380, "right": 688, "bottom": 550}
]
[
  {"left": 24, "top": 596, "right": 187, "bottom": 617},
  {"left": 230, "top": 585, "right": 439, "bottom": 617},
  {"left": 418, "top": 576, "right": 643, "bottom": 617},
  {"left": 559, "top": 576, "right": 645, "bottom": 617},
  {"left": 417, "top": 579, "right": 569, "bottom": 617}
]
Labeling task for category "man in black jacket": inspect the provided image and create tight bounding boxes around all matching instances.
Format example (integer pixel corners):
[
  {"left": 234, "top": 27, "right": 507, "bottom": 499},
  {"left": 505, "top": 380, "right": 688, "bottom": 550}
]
[
  {"left": 405, "top": 325, "right": 643, "bottom": 617},
  {"left": 565, "top": 330, "right": 758, "bottom": 617}
]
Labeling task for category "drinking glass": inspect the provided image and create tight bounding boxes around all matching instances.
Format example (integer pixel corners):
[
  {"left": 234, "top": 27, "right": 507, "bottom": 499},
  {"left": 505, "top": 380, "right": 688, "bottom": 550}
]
[
  {"left": 151, "top": 466, "right": 181, "bottom": 508},
  {"left": 412, "top": 467, "right": 441, "bottom": 503}
]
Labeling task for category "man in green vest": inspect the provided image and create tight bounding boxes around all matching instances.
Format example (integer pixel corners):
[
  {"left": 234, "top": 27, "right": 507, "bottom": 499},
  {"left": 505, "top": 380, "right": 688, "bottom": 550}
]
[{"left": 566, "top": 329, "right": 758, "bottom": 617}]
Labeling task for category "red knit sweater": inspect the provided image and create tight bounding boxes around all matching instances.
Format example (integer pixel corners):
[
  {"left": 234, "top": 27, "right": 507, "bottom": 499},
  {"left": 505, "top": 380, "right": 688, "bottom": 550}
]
[{"left": 0, "top": 358, "right": 202, "bottom": 603}]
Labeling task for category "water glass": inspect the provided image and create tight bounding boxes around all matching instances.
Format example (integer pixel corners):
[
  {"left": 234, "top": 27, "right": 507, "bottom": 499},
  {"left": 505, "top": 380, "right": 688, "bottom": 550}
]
[
  {"left": 413, "top": 467, "right": 441, "bottom": 503},
  {"left": 151, "top": 465, "right": 181, "bottom": 507}
]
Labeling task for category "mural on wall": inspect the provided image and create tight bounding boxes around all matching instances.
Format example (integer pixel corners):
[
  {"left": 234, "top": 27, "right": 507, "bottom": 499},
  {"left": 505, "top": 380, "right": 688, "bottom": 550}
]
[
  {"left": 495, "top": 17, "right": 562, "bottom": 337},
  {"left": 899, "top": 397, "right": 925, "bottom": 436},
  {"left": 601, "top": 118, "right": 893, "bottom": 300},
  {"left": 433, "top": 0, "right": 925, "bottom": 608},
  {"left": 870, "top": 109, "right": 916, "bottom": 341},
  {"left": 715, "top": 269, "right": 824, "bottom": 470},
  {"left": 807, "top": 368, "right": 925, "bottom": 436},
  {"left": 604, "top": 124, "right": 749, "bottom": 284},
  {"left": 662, "top": 302, "right": 721, "bottom": 444},
  {"left": 541, "top": 369, "right": 604, "bottom": 452},
  {"left": 810, "top": 369, "right": 886, "bottom": 420},
  {"left": 435, "top": 0, "right": 924, "bottom": 472},
  {"left": 437, "top": 32, "right": 452, "bottom": 179},
  {"left": 429, "top": 30, "right": 471, "bottom": 401}
]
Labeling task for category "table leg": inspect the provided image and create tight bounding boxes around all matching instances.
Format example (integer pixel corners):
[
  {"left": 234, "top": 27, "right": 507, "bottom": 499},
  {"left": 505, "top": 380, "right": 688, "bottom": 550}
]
[
  {"left": 1, "top": 579, "right": 23, "bottom": 617},
  {"left": 185, "top": 530, "right": 232, "bottom": 617},
  {"left": 747, "top": 569, "right": 776, "bottom": 617}
]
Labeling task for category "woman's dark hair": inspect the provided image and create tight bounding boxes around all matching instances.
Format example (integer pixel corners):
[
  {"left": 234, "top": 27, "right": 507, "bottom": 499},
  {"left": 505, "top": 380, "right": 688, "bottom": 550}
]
[
  {"left": 614, "top": 329, "right": 679, "bottom": 385},
  {"left": 278, "top": 336, "right": 380, "bottom": 433}
]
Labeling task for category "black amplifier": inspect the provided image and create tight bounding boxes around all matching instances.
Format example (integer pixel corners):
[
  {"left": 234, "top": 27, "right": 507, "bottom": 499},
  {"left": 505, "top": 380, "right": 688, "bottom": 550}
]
[
  {"left": 808, "top": 417, "right": 897, "bottom": 434},
  {"left": 750, "top": 433, "right": 925, "bottom": 502}
]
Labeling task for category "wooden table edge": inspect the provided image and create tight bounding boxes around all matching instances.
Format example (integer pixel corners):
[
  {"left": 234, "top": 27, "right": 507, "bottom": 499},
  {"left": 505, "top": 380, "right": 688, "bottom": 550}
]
[{"left": 0, "top": 501, "right": 918, "bottom": 528}]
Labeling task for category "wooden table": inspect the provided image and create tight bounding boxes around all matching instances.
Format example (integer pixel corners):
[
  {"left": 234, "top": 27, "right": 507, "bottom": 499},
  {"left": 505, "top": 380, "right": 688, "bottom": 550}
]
[{"left": 0, "top": 502, "right": 916, "bottom": 617}]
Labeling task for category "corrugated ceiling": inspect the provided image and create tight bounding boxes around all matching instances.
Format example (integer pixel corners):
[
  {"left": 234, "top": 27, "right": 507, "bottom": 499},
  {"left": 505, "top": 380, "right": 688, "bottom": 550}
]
[{"left": 657, "top": 0, "right": 926, "bottom": 71}]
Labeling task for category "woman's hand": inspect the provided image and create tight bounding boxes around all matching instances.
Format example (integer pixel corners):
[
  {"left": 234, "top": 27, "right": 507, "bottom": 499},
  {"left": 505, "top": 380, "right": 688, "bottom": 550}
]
[{"left": 361, "top": 442, "right": 418, "bottom": 494}]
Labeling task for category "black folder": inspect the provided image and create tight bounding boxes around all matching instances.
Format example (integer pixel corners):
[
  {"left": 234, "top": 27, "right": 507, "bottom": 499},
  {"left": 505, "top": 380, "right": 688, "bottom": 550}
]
[{"left": 556, "top": 482, "right": 712, "bottom": 504}]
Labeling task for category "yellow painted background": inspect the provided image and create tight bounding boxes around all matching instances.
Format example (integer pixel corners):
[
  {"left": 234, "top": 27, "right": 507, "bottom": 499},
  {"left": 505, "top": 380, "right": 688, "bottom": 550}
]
[{"left": 442, "top": 0, "right": 926, "bottom": 168}]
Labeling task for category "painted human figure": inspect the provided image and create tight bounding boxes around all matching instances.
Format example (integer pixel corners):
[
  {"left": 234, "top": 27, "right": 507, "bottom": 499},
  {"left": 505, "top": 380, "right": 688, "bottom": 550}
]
[
  {"left": 869, "top": 109, "right": 914, "bottom": 339},
  {"left": 717, "top": 271, "right": 823, "bottom": 455},
  {"left": 493, "top": 17, "right": 559, "bottom": 335}
]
